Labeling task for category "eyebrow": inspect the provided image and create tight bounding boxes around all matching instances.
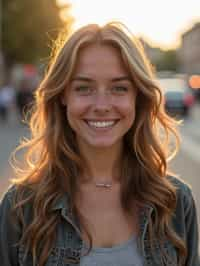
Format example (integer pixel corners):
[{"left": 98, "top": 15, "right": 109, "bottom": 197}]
[
  {"left": 112, "top": 77, "right": 132, "bottom": 82},
  {"left": 71, "top": 76, "right": 132, "bottom": 82}
]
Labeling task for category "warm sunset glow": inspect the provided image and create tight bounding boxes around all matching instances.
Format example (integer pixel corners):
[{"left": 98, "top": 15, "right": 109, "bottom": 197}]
[
  {"left": 189, "top": 75, "right": 200, "bottom": 90},
  {"left": 58, "top": 0, "right": 200, "bottom": 50}
]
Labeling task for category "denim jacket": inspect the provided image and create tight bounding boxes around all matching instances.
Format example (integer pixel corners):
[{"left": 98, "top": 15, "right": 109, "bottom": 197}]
[{"left": 0, "top": 176, "right": 199, "bottom": 266}]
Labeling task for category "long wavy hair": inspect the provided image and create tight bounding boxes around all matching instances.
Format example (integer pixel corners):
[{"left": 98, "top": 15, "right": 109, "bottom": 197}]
[{"left": 11, "top": 21, "right": 186, "bottom": 266}]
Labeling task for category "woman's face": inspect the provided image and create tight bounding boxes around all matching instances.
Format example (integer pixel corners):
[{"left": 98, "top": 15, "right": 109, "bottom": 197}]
[{"left": 62, "top": 43, "right": 137, "bottom": 151}]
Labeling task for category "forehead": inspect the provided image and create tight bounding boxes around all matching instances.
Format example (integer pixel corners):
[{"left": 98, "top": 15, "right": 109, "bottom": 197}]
[{"left": 72, "top": 43, "right": 130, "bottom": 78}]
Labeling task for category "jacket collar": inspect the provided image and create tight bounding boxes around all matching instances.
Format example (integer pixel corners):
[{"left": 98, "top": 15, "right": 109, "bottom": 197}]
[
  {"left": 51, "top": 192, "right": 82, "bottom": 236},
  {"left": 51, "top": 192, "right": 155, "bottom": 221},
  {"left": 51, "top": 192, "right": 71, "bottom": 213}
]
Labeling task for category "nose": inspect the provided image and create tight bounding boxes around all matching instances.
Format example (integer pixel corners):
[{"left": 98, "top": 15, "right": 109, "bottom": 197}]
[{"left": 93, "top": 91, "right": 112, "bottom": 114}]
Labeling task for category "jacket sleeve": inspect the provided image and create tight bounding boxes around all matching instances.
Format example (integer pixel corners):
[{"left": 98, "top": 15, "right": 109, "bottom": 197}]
[
  {"left": 0, "top": 188, "right": 21, "bottom": 266},
  {"left": 184, "top": 188, "right": 200, "bottom": 266}
]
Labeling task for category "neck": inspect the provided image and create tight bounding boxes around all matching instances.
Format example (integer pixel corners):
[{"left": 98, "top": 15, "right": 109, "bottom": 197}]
[{"left": 78, "top": 143, "right": 123, "bottom": 185}]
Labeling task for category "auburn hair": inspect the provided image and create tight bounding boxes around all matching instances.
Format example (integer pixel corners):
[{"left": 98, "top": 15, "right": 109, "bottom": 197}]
[{"left": 11, "top": 21, "right": 186, "bottom": 266}]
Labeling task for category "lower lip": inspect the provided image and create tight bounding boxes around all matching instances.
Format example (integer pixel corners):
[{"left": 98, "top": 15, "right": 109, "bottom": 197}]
[{"left": 84, "top": 121, "right": 118, "bottom": 131}]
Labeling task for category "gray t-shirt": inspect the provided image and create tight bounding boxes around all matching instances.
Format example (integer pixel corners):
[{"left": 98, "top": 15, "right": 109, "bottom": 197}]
[{"left": 80, "top": 235, "right": 143, "bottom": 266}]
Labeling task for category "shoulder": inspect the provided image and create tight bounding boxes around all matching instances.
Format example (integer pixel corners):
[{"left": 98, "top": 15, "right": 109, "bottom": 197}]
[
  {"left": 1, "top": 184, "right": 33, "bottom": 205},
  {"left": 167, "top": 175, "right": 198, "bottom": 228},
  {"left": 0, "top": 185, "right": 33, "bottom": 265},
  {"left": 0, "top": 184, "right": 35, "bottom": 223},
  {"left": 167, "top": 177, "right": 200, "bottom": 265},
  {"left": 167, "top": 175, "right": 194, "bottom": 207},
  {"left": 0, "top": 185, "right": 22, "bottom": 238},
  {"left": 0, "top": 185, "right": 18, "bottom": 207},
  {"left": 1, "top": 185, "right": 21, "bottom": 218}
]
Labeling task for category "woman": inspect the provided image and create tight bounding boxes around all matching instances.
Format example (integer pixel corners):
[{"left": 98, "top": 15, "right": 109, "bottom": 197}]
[{"left": 0, "top": 22, "right": 199, "bottom": 266}]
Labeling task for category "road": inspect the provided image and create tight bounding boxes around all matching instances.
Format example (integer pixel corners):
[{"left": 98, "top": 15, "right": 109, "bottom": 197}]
[{"left": 0, "top": 104, "right": 200, "bottom": 226}]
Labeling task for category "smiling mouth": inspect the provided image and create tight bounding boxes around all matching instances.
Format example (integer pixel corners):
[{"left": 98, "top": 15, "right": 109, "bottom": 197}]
[{"left": 84, "top": 120, "right": 119, "bottom": 129}]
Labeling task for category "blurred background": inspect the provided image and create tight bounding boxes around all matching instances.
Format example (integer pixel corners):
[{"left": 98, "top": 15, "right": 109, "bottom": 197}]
[{"left": 0, "top": 0, "right": 200, "bottom": 234}]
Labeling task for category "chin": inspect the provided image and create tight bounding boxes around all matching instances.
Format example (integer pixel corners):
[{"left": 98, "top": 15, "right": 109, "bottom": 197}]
[{"left": 87, "top": 139, "right": 121, "bottom": 149}]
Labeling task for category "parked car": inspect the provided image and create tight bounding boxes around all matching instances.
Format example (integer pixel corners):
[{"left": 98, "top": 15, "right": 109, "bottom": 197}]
[{"left": 158, "top": 78, "right": 195, "bottom": 117}]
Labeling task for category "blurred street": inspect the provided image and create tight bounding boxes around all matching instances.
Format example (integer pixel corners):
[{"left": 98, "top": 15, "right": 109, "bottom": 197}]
[{"left": 0, "top": 103, "right": 200, "bottom": 225}]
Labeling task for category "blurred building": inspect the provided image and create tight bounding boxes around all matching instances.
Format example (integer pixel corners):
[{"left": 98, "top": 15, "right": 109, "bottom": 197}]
[
  {"left": 140, "top": 38, "right": 163, "bottom": 64},
  {"left": 178, "top": 22, "right": 200, "bottom": 74},
  {"left": 0, "top": 52, "right": 4, "bottom": 86}
]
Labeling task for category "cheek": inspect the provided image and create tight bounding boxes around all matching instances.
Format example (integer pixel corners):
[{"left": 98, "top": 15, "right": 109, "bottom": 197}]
[
  {"left": 66, "top": 98, "right": 89, "bottom": 121},
  {"left": 119, "top": 101, "right": 136, "bottom": 130},
  {"left": 126, "top": 107, "right": 136, "bottom": 126},
  {"left": 66, "top": 104, "right": 83, "bottom": 132},
  {"left": 117, "top": 98, "right": 136, "bottom": 118}
]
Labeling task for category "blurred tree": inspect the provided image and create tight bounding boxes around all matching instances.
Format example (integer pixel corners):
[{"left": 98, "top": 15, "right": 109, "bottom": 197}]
[
  {"left": 155, "top": 50, "right": 179, "bottom": 72},
  {"left": 2, "top": 0, "right": 73, "bottom": 73},
  {"left": 140, "top": 38, "right": 179, "bottom": 72}
]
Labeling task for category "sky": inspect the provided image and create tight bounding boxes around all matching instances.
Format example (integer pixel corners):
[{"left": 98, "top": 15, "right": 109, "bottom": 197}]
[{"left": 58, "top": 0, "right": 200, "bottom": 50}]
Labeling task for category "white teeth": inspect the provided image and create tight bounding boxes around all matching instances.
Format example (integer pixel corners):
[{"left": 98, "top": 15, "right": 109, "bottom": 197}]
[{"left": 87, "top": 121, "right": 116, "bottom": 128}]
